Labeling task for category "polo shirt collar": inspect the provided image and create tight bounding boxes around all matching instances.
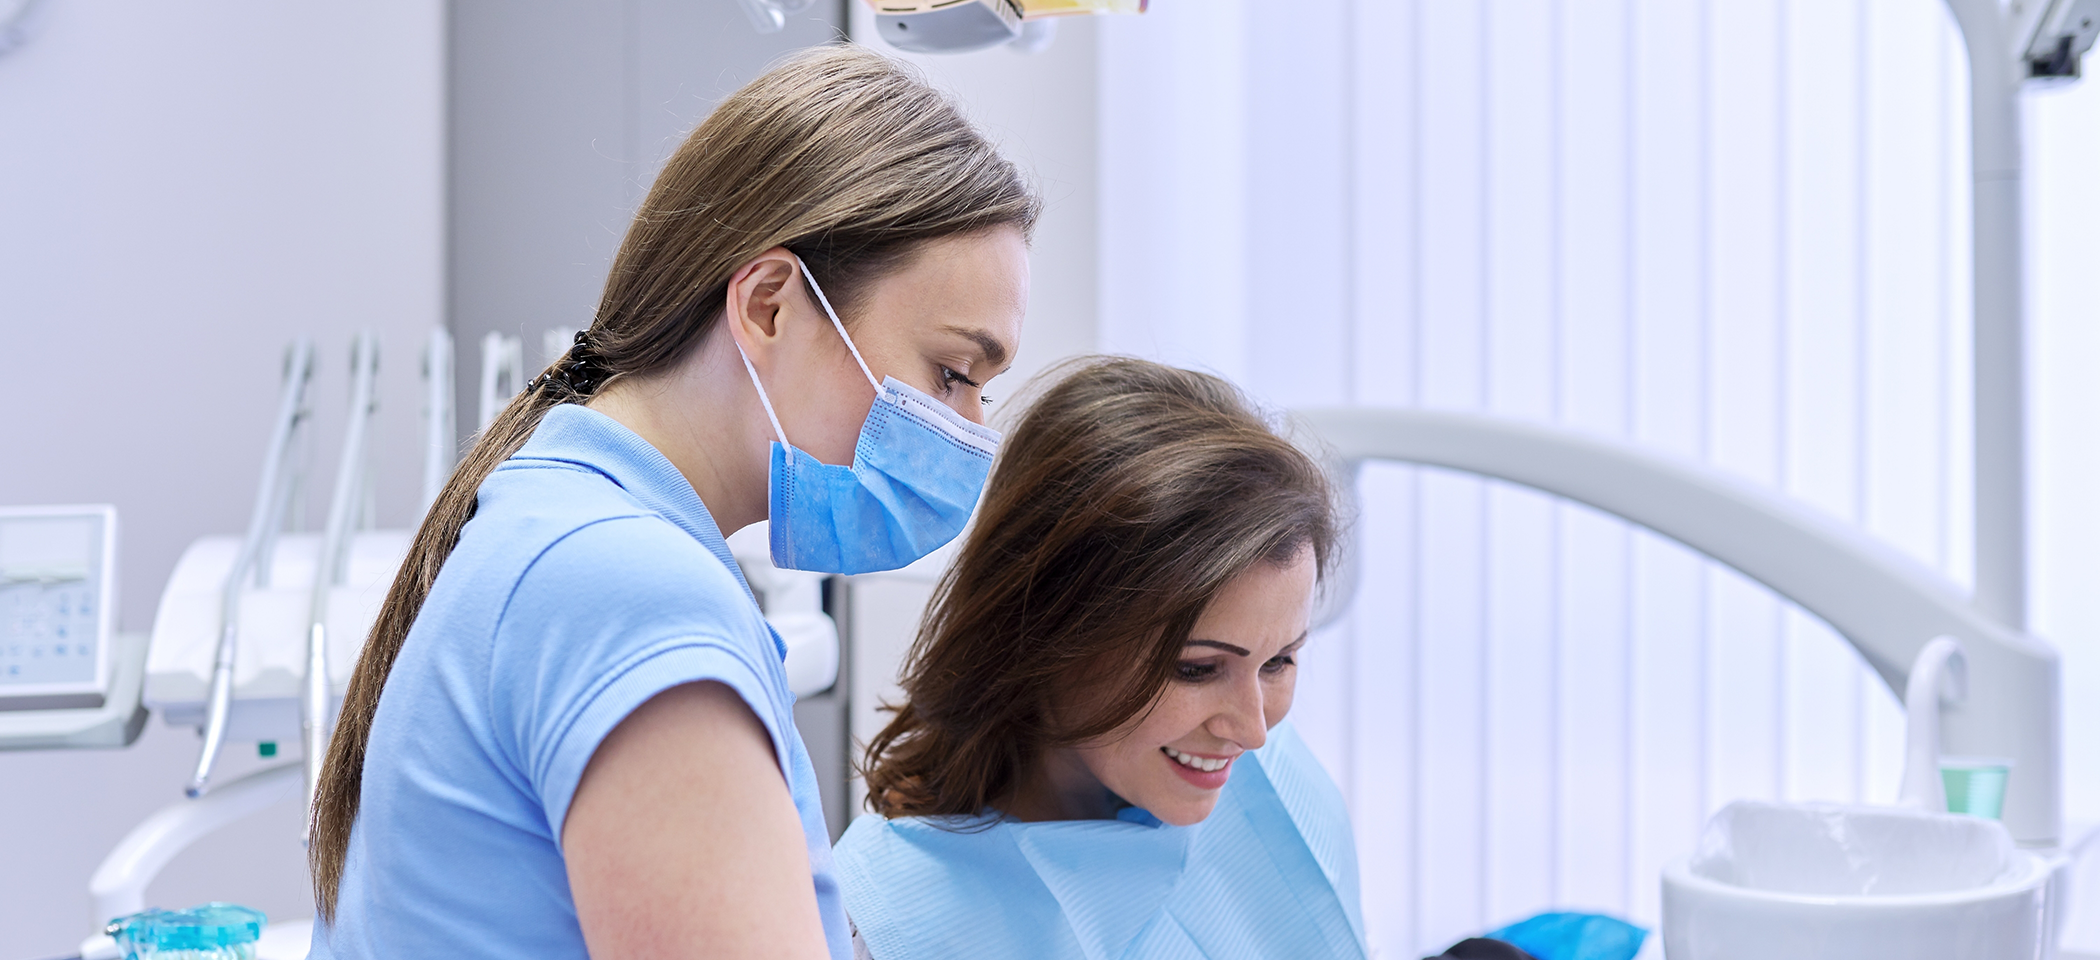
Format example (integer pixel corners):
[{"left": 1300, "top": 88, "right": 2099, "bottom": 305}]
[{"left": 510, "top": 403, "right": 754, "bottom": 602}]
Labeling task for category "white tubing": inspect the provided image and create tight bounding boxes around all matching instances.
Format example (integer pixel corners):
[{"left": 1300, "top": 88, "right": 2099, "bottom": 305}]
[{"left": 89, "top": 762, "right": 302, "bottom": 929}]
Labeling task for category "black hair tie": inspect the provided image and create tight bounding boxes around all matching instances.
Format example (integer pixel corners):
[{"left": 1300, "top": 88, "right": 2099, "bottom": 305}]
[{"left": 530, "top": 329, "right": 606, "bottom": 396}]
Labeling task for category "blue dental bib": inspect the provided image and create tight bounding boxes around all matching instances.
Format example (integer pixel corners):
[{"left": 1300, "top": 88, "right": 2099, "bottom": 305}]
[{"left": 833, "top": 722, "right": 1367, "bottom": 960}]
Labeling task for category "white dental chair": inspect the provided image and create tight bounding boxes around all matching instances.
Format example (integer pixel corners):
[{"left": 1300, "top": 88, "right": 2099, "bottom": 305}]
[{"left": 1291, "top": 405, "right": 2088, "bottom": 959}]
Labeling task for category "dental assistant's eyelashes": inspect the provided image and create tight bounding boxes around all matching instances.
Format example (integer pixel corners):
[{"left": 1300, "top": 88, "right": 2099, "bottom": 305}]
[
  {"left": 1259, "top": 653, "right": 1295, "bottom": 676},
  {"left": 937, "top": 364, "right": 997, "bottom": 407},
  {"left": 938, "top": 363, "right": 980, "bottom": 391}
]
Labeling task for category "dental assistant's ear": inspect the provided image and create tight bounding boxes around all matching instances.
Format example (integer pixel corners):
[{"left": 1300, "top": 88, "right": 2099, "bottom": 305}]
[{"left": 723, "top": 248, "right": 807, "bottom": 363}]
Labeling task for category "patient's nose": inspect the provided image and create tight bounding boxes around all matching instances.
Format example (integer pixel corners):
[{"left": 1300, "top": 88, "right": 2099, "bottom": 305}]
[{"left": 1207, "top": 673, "right": 1268, "bottom": 752}]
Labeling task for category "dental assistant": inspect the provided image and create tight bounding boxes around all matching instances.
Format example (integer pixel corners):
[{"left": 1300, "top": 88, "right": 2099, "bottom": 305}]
[{"left": 304, "top": 46, "right": 1039, "bottom": 960}]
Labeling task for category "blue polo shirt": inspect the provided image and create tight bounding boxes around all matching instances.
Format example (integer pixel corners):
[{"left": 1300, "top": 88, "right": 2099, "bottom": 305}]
[{"left": 313, "top": 403, "right": 850, "bottom": 960}]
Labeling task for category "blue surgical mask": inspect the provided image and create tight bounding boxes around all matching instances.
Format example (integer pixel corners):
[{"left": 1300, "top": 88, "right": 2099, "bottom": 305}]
[{"left": 735, "top": 258, "right": 1002, "bottom": 574}]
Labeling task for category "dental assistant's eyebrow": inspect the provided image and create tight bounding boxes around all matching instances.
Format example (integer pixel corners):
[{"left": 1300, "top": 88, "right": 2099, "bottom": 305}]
[{"left": 943, "top": 325, "right": 1011, "bottom": 368}]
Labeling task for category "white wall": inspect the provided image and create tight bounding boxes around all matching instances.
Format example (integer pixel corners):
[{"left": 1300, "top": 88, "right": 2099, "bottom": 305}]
[
  {"left": 446, "top": 0, "right": 842, "bottom": 423},
  {"left": 1099, "top": 0, "right": 2100, "bottom": 956},
  {"left": 0, "top": 3, "right": 444, "bottom": 956}
]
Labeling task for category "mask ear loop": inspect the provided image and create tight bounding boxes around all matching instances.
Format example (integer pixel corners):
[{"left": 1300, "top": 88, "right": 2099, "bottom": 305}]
[
  {"left": 736, "top": 345, "right": 793, "bottom": 450},
  {"left": 793, "top": 254, "right": 882, "bottom": 393}
]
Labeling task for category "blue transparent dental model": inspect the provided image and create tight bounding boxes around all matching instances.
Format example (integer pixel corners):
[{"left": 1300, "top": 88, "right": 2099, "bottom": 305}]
[{"left": 106, "top": 903, "right": 266, "bottom": 960}]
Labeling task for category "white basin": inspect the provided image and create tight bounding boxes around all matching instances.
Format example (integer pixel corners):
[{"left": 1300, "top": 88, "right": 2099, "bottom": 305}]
[{"left": 1663, "top": 800, "right": 2051, "bottom": 959}]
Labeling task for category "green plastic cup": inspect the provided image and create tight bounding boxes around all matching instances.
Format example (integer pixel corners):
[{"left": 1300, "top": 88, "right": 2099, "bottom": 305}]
[{"left": 1940, "top": 756, "right": 2013, "bottom": 820}]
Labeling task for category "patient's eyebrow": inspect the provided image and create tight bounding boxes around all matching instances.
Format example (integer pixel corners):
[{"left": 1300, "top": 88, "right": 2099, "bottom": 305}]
[
  {"left": 944, "top": 325, "right": 1011, "bottom": 368},
  {"left": 1185, "top": 640, "right": 1252, "bottom": 657}
]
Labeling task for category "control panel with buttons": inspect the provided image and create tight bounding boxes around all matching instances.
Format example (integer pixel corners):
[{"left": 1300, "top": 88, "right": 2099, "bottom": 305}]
[{"left": 0, "top": 505, "right": 114, "bottom": 701}]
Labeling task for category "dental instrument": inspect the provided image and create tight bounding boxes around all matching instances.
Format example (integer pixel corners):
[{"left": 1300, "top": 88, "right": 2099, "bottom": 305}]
[
  {"left": 476, "top": 327, "right": 577, "bottom": 433},
  {"left": 421, "top": 328, "right": 456, "bottom": 511},
  {"left": 476, "top": 330, "right": 523, "bottom": 432},
  {"left": 301, "top": 330, "right": 381, "bottom": 827},
  {"left": 184, "top": 339, "right": 316, "bottom": 797}
]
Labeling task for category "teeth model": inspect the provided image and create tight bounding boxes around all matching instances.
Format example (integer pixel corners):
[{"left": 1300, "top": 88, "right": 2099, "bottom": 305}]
[{"left": 1162, "top": 746, "right": 1231, "bottom": 773}]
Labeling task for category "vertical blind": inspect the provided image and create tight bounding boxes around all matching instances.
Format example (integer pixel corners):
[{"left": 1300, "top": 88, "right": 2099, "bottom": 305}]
[{"left": 1099, "top": 0, "right": 1978, "bottom": 953}]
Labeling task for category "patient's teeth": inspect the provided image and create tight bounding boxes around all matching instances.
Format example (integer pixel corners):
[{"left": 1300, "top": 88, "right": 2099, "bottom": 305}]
[{"left": 1163, "top": 747, "right": 1232, "bottom": 773}]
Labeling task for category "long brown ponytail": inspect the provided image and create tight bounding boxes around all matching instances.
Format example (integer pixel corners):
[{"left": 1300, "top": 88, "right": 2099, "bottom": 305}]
[{"left": 310, "top": 44, "right": 1039, "bottom": 918}]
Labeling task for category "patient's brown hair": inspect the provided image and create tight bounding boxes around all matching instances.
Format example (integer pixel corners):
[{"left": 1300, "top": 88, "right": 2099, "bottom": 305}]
[{"left": 859, "top": 356, "right": 1339, "bottom": 819}]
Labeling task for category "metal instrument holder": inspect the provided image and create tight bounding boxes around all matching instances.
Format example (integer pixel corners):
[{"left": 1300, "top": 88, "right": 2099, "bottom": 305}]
[
  {"left": 421, "top": 328, "right": 457, "bottom": 510},
  {"left": 82, "top": 327, "right": 457, "bottom": 955},
  {"left": 477, "top": 331, "right": 523, "bottom": 433},
  {"left": 185, "top": 340, "right": 315, "bottom": 798}
]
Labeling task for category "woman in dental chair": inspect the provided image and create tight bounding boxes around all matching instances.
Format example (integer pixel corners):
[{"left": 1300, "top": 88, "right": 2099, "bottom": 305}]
[{"left": 832, "top": 357, "right": 1366, "bottom": 960}]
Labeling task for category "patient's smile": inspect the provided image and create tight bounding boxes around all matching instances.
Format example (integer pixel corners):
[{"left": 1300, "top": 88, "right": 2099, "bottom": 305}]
[
  {"left": 1024, "top": 551, "right": 1316, "bottom": 826},
  {"left": 1162, "top": 746, "right": 1232, "bottom": 773},
  {"left": 1161, "top": 745, "right": 1236, "bottom": 791}
]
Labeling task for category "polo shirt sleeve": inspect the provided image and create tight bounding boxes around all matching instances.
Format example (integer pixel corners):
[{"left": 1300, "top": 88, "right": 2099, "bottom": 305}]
[{"left": 487, "top": 515, "right": 791, "bottom": 843}]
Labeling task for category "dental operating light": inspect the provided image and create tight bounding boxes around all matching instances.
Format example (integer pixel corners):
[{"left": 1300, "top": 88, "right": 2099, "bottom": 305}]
[
  {"left": 866, "top": 0, "right": 1143, "bottom": 54},
  {"left": 2010, "top": 0, "right": 2099, "bottom": 79},
  {"left": 736, "top": 0, "right": 1144, "bottom": 53},
  {"left": 736, "top": 0, "right": 819, "bottom": 35}
]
